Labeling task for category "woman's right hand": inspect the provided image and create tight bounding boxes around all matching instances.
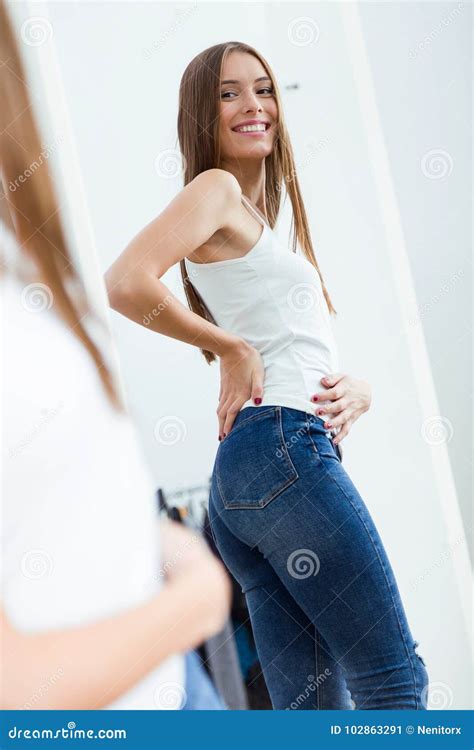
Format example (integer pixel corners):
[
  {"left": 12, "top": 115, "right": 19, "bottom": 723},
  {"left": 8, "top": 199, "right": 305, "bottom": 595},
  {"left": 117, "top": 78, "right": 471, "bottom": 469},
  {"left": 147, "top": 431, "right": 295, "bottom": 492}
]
[{"left": 217, "top": 339, "right": 264, "bottom": 439}]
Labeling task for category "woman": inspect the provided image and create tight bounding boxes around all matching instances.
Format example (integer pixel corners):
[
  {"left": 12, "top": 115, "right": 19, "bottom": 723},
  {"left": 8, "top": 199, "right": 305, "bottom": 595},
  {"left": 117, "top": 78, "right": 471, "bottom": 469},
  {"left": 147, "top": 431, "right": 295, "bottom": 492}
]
[
  {"left": 105, "top": 42, "right": 430, "bottom": 710},
  {"left": 0, "top": 2, "right": 230, "bottom": 711}
]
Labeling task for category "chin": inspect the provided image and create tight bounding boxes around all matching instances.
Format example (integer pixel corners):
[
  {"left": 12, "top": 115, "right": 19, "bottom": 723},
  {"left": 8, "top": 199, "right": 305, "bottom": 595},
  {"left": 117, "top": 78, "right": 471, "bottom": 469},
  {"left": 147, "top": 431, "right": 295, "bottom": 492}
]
[{"left": 219, "top": 140, "right": 273, "bottom": 162}]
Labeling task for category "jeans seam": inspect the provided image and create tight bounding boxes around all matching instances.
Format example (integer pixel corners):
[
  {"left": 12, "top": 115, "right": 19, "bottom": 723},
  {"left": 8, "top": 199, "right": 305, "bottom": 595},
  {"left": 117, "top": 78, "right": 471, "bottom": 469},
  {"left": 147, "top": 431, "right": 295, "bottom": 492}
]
[
  {"left": 306, "top": 414, "right": 342, "bottom": 464},
  {"left": 315, "top": 629, "right": 321, "bottom": 710},
  {"left": 216, "top": 406, "right": 299, "bottom": 510},
  {"left": 276, "top": 406, "right": 300, "bottom": 481},
  {"left": 223, "top": 406, "right": 277, "bottom": 439}
]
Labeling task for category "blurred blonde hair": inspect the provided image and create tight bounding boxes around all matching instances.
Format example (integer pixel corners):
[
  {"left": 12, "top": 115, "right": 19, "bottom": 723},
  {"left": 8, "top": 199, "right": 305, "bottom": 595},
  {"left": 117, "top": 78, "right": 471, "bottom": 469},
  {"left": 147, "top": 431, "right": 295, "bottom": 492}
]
[{"left": 0, "top": 0, "right": 123, "bottom": 411}]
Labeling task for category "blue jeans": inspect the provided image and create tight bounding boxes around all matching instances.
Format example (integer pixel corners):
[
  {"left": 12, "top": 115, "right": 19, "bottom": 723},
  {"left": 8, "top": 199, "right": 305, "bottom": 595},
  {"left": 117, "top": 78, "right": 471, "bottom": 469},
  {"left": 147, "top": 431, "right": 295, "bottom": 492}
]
[
  {"left": 182, "top": 651, "right": 227, "bottom": 710},
  {"left": 208, "top": 406, "right": 430, "bottom": 710}
]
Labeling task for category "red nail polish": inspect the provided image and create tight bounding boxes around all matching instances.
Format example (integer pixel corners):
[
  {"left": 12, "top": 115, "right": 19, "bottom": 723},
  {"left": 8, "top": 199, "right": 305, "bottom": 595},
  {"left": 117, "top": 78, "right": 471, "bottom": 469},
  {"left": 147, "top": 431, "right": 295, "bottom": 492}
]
[
  {"left": 218, "top": 435, "right": 222, "bottom": 441},
  {"left": 312, "top": 396, "right": 319, "bottom": 402},
  {"left": 318, "top": 409, "right": 324, "bottom": 415},
  {"left": 223, "top": 433, "right": 227, "bottom": 438},
  {"left": 254, "top": 397, "right": 262, "bottom": 405}
]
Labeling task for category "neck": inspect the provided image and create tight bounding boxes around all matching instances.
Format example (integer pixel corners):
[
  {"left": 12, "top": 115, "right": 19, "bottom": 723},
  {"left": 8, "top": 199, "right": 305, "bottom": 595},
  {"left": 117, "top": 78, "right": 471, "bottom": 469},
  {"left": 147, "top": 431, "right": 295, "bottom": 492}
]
[{"left": 218, "top": 158, "right": 267, "bottom": 215}]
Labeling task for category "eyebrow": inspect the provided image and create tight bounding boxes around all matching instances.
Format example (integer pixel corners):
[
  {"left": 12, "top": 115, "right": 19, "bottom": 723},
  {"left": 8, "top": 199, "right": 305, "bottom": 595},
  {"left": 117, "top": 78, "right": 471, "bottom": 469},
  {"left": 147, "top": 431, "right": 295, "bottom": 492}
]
[{"left": 221, "top": 76, "right": 271, "bottom": 84}]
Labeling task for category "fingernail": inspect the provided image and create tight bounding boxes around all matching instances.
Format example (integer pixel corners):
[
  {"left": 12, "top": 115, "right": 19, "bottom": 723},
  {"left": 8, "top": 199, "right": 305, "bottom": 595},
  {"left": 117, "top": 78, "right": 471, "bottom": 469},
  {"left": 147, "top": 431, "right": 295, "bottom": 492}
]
[
  {"left": 223, "top": 433, "right": 227, "bottom": 438},
  {"left": 317, "top": 409, "right": 324, "bottom": 415},
  {"left": 218, "top": 435, "right": 222, "bottom": 441},
  {"left": 254, "top": 397, "right": 262, "bottom": 405},
  {"left": 325, "top": 422, "right": 332, "bottom": 428},
  {"left": 312, "top": 395, "right": 319, "bottom": 402}
]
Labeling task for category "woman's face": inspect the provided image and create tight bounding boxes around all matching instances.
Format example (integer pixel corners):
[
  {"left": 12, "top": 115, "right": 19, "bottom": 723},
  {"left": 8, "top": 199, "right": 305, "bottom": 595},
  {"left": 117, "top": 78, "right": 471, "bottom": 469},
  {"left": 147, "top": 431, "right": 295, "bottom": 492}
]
[{"left": 218, "top": 50, "right": 278, "bottom": 163}]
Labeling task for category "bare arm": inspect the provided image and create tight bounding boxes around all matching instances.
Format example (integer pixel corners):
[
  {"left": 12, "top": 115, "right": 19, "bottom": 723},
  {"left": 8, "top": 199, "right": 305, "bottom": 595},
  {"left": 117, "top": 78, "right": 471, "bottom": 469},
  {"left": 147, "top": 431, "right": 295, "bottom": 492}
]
[
  {"left": 1, "top": 521, "right": 231, "bottom": 710},
  {"left": 105, "top": 168, "right": 242, "bottom": 356},
  {"left": 104, "top": 168, "right": 265, "bottom": 437}
]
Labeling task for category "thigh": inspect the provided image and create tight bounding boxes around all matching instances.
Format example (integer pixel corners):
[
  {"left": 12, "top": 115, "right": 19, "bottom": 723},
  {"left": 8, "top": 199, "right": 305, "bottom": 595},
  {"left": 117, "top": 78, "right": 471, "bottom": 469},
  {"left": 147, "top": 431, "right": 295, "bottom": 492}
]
[{"left": 208, "top": 485, "right": 351, "bottom": 710}]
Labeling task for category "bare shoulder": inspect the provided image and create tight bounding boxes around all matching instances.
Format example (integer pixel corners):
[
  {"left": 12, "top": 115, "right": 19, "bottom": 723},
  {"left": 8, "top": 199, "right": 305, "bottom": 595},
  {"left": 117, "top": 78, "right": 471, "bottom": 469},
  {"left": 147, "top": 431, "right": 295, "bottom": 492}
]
[{"left": 190, "top": 168, "right": 242, "bottom": 206}]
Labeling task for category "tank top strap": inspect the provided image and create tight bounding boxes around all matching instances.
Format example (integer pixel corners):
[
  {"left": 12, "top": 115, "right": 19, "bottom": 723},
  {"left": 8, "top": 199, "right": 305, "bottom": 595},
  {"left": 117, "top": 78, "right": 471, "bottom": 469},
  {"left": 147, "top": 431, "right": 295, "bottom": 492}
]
[{"left": 240, "top": 194, "right": 268, "bottom": 229}]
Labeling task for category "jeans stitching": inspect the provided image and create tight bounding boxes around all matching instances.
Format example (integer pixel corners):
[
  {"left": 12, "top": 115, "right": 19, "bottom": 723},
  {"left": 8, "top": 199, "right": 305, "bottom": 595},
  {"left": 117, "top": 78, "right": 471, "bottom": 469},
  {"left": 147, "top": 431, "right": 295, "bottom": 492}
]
[
  {"left": 315, "top": 629, "right": 321, "bottom": 710},
  {"left": 216, "top": 407, "right": 299, "bottom": 510},
  {"left": 276, "top": 406, "right": 300, "bottom": 480},
  {"left": 306, "top": 414, "right": 342, "bottom": 464},
  {"left": 223, "top": 406, "right": 277, "bottom": 439}
]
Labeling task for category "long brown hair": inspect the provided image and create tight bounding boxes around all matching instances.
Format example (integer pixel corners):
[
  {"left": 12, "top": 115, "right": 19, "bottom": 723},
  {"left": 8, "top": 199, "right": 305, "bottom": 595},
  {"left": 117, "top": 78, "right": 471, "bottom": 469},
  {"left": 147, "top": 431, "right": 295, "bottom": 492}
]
[
  {"left": 178, "top": 41, "right": 337, "bottom": 364},
  {"left": 0, "top": 0, "right": 123, "bottom": 411}
]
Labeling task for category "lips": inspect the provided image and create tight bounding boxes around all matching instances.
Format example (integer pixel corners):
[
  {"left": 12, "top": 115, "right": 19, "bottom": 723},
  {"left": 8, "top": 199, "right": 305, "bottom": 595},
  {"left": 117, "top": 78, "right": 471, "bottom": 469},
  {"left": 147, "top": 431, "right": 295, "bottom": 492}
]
[{"left": 231, "top": 120, "right": 270, "bottom": 132}]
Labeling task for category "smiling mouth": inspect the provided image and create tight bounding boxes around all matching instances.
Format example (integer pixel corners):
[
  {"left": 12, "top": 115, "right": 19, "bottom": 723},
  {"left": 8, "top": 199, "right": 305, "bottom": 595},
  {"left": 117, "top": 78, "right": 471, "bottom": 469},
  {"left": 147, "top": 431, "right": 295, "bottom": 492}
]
[{"left": 232, "top": 123, "right": 270, "bottom": 134}]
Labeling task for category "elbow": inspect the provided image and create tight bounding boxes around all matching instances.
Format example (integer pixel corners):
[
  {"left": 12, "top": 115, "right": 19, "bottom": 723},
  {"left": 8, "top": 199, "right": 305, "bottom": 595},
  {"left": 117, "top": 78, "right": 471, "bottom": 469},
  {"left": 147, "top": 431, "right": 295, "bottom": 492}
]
[{"left": 104, "top": 269, "right": 132, "bottom": 313}]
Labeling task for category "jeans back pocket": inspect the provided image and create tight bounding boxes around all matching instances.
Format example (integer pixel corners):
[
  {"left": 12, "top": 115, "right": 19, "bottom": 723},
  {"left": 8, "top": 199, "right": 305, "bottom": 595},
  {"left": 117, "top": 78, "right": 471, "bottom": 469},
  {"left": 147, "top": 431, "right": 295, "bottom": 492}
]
[{"left": 215, "top": 407, "right": 299, "bottom": 510}]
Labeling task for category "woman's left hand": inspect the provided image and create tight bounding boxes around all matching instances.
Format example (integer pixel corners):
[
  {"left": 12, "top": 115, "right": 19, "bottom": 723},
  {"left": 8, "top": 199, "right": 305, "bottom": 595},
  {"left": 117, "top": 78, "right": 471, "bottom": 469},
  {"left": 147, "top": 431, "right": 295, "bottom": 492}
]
[{"left": 311, "top": 373, "right": 372, "bottom": 444}]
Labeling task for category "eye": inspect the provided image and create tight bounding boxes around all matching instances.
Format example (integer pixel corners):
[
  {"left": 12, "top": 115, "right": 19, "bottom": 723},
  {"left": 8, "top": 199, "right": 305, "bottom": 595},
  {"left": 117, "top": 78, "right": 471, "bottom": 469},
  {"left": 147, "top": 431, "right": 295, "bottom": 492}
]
[
  {"left": 258, "top": 87, "right": 274, "bottom": 95},
  {"left": 221, "top": 90, "right": 237, "bottom": 99}
]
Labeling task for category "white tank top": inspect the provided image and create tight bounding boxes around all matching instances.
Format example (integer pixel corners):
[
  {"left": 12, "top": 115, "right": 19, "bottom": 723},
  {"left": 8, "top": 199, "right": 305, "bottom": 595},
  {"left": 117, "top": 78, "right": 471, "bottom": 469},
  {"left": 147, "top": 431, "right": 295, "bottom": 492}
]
[{"left": 185, "top": 194, "right": 340, "bottom": 418}]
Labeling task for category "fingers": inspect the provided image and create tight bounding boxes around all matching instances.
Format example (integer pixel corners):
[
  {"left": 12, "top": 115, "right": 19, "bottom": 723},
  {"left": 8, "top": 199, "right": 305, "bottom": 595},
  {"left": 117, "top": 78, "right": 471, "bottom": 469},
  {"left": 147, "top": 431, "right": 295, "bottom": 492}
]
[
  {"left": 333, "top": 417, "right": 353, "bottom": 445},
  {"left": 251, "top": 370, "right": 264, "bottom": 406},
  {"left": 222, "top": 399, "right": 243, "bottom": 438},
  {"left": 311, "top": 383, "right": 345, "bottom": 403},
  {"left": 217, "top": 397, "right": 244, "bottom": 440},
  {"left": 312, "top": 373, "right": 347, "bottom": 404},
  {"left": 320, "top": 372, "right": 346, "bottom": 388},
  {"left": 216, "top": 399, "right": 228, "bottom": 440},
  {"left": 315, "top": 397, "right": 348, "bottom": 419}
]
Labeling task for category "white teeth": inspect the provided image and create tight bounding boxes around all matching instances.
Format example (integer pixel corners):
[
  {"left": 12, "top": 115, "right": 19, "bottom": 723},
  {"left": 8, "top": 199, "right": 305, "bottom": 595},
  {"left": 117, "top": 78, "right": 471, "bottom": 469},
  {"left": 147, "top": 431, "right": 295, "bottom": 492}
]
[{"left": 235, "top": 123, "right": 267, "bottom": 133}]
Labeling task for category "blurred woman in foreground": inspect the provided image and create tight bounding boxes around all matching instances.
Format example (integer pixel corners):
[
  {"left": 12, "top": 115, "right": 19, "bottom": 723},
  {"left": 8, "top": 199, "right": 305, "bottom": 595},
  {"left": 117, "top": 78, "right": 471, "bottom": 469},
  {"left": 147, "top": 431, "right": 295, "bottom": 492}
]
[{"left": 0, "top": 0, "right": 230, "bottom": 710}]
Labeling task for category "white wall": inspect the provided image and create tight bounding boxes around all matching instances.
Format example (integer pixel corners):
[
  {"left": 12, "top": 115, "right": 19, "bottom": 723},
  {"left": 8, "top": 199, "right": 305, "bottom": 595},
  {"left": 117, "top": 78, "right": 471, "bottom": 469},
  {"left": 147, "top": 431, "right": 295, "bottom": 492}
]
[
  {"left": 17, "top": 0, "right": 471, "bottom": 707},
  {"left": 358, "top": 0, "right": 472, "bottom": 566}
]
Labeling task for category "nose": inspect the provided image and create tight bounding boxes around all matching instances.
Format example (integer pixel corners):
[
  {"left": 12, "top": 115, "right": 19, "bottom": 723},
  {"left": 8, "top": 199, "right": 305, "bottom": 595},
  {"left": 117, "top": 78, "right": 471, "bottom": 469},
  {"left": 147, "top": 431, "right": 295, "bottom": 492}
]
[{"left": 241, "top": 86, "right": 263, "bottom": 112}]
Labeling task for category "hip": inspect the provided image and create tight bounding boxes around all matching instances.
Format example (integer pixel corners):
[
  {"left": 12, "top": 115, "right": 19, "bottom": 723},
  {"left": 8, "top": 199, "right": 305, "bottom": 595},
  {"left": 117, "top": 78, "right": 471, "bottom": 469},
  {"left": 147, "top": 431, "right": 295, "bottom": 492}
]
[{"left": 213, "top": 405, "right": 344, "bottom": 512}]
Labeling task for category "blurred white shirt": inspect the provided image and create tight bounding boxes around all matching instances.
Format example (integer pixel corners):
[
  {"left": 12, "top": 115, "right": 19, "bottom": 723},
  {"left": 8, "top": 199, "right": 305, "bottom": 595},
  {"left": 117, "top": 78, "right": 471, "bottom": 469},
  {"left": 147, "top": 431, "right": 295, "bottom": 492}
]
[{"left": 0, "top": 219, "right": 184, "bottom": 709}]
